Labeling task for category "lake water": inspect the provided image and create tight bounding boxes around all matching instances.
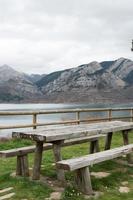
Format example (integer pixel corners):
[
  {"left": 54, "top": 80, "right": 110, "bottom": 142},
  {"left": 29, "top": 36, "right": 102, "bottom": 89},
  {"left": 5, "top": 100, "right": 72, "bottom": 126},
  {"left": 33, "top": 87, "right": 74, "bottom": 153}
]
[{"left": 0, "top": 102, "right": 133, "bottom": 138}]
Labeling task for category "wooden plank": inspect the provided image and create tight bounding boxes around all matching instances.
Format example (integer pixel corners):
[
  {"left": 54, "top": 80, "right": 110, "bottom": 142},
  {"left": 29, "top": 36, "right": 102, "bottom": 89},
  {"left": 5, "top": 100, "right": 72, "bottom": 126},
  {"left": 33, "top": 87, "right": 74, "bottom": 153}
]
[
  {"left": 56, "top": 144, "right": 133, "bottom": 171},
  {"left": 1, "top": 116, "right": 132, "bottom": 130},
  {"left": 0, "top": 107, "right": 132, "bottom": 116},
  {"left": 0, "top": 108, "right": 113, "bottom": 116},
  {"left": 12, "top": 121, "right": 133, "bottom": 142},
  {"left": 0, "top": 144, "right": 52, "bottom": 158},
  {"left": 64, "top": 134, "right": 105, "bottom": 147}
]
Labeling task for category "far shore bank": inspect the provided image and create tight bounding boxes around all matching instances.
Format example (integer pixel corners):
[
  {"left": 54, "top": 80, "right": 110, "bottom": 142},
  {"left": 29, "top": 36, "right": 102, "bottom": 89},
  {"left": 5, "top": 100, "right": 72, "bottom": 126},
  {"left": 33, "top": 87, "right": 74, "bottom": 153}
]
[{"left": 0, "top": 99, "right": 133, "bottom": 105}]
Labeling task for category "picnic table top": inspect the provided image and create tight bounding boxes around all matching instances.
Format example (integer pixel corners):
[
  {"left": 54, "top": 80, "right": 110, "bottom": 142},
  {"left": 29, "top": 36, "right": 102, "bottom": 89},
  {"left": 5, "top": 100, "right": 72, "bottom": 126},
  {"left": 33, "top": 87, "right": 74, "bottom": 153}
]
[{"left": 12, "top": 121, "right": 133, "bottom": 142}]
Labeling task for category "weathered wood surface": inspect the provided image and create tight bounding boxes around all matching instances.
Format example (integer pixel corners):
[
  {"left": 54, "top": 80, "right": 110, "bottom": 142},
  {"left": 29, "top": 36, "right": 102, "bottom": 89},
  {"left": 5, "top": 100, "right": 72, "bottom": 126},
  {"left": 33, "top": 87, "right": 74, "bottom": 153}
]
[
  {"left": 16, "top": 154, "right": 29, "bottom": 176},
  {"left": 32, "top": 142, "right": 43, "bottom": 180},
  {"left": 0, "top": 135, "right": 105, "bottom": 158},
  {"left": 64, "top": 134, "right": 105, "bottom": 146},
  {"left": 12, "top": 121, "right": 133, "bottom": 142},
  {"left": 0, "top": 107, "right": 132, "bottom": 116},
  {"left": 0, "top": 144, "right": 52, "bottom": 158},
  {"left": 122, "top": 130, "right": 133, "bottom": 163},
  {"left": 75, "top": 167, "right": 93, "bottom": 195},
  {"left": 104, "top": 132, "right": 113, "bottom": 150},
  {"left": 56, "top": 144, "right": 133, "bottom": 171},
  {"left": 53, "top": 141, "right": 65, "bottom": 182},
  {"left": 89, "top": 140, "right": 100, "bottom": 154}
]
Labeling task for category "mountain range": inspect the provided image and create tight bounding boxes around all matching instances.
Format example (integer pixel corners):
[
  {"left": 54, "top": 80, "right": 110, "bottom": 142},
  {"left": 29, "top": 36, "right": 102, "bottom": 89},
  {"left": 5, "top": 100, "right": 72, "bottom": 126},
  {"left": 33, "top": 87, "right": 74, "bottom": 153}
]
[{"left": 0, "top": 57, "right": 133, "bottom": 103}]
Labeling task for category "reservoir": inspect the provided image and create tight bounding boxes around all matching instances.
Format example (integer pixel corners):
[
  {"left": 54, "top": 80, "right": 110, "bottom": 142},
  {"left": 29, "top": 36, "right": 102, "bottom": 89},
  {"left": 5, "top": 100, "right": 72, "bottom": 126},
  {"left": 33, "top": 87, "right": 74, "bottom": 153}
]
[{"left": 0, "top": 103, "right": 133, "bottom": 138}]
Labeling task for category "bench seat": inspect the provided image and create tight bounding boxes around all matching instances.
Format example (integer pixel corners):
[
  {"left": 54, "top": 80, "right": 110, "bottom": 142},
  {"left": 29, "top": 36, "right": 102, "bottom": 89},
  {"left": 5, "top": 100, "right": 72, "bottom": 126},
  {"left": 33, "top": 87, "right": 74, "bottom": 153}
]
[
  {"left": 57, "top": 144, "right": 133, "bottom": 195},
  {"left": 0, "top": 134, "right": 105, "bottom": 158},
  {"left": 0, "top": 144, "right": 52, "bottom": 158}
]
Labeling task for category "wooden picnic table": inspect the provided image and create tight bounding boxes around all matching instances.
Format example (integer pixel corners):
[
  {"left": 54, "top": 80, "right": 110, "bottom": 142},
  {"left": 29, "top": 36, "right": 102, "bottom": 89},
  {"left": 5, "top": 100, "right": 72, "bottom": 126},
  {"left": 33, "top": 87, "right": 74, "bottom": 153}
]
[{"left": 12, "top": 121, "right": 133, "bottom": 182}]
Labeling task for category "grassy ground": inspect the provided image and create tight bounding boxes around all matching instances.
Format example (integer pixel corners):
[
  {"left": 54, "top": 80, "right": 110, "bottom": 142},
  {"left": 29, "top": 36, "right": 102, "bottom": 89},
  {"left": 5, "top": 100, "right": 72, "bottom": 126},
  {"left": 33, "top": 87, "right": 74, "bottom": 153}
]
[{"left": 0, "top": 132, "right": 133, "bottom": 200}]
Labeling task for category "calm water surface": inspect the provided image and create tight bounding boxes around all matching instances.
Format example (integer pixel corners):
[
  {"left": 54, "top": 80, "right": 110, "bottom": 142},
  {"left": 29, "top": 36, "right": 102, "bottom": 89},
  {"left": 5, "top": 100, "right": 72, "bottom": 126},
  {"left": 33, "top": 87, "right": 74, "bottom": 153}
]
[{"left": 0, "top": 103, "right": 133, "bottom": 138}]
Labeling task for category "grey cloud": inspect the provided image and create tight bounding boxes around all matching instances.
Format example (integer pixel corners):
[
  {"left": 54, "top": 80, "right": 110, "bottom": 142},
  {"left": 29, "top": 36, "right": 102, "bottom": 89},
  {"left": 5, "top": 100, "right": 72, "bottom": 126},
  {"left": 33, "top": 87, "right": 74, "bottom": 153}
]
[{"left": 0, "top": 0, "right": 133, "bottom": 74}]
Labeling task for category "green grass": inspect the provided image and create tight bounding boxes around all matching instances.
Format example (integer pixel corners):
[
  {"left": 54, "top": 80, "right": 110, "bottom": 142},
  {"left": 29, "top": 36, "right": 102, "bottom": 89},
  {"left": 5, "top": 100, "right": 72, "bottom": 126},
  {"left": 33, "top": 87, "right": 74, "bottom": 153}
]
[
  {"left": 0, "top": 132, "right": 133, "bottom": 200},
  {"left": 0, "top": 174, "right": 52, "bottom": 200},
  {"left": 0, "top": 138, "right": 33, "bottom": 150}
]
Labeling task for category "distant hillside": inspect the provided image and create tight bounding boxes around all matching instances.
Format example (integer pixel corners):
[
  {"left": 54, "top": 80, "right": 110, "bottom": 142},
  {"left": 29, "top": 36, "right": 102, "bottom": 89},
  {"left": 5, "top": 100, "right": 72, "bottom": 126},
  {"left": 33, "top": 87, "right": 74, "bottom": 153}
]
[
  {"left": 37, "top": 58, "right": 127, "bottom": 91},
  {"left": 0, "top": 65, "right": 42, "bottom": 102},
  {"left": 36, "top": 57, "right": 133, "bottom": 103},
  {"left": 0, "top": 58, "right": 133, "bottom": 103},
  {"left": 26, "top": 74, "right": 46, "bottom": 83}
]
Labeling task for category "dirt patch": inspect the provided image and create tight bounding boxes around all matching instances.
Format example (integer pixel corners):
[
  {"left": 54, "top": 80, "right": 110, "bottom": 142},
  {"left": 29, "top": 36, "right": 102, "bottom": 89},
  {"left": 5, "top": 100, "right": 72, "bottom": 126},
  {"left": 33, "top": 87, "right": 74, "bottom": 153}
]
[
  {"left": 10, "top": 172, "right": 16, "bottom": 178},
  {"left": 121, "top": 181, "right": 128, "bottom": 186},
  {"left": 91, "top": 172, "right": 110, "bottom": 178},
  {"left": 45, "top": 192, "right": 62, "bottom": 200},
  {"left": 115, "top": 159, "right": 133, "bottom": 167},
  {"left": 111, "top": 167, "right": 128, "bottom": 173},
  {"left": 40, "top": 176, "right": 65, "bottom": 199},
  {"left": 84, "top": 191, "right": 103, "bottom": 199},
  {"left": 119, "top": 186, "right": 130, "bottom": 193},
  {"left": 40, "top": 175, "right": 65, "bottom": 188}
]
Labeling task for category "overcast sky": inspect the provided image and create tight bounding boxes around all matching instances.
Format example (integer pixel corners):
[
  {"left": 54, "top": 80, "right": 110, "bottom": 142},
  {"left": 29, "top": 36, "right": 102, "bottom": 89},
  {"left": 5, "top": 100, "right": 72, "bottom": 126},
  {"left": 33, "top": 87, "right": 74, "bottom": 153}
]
[{"left": 0, "top": 0, "right": 133, "bottom": 74}]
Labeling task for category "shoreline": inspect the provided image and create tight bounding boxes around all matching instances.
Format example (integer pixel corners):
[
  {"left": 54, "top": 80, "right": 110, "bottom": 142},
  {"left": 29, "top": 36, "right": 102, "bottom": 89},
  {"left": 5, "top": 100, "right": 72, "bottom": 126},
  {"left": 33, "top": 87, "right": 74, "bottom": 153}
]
[{"left": 0, "top": 99, "right": 133, "bottom": 104}]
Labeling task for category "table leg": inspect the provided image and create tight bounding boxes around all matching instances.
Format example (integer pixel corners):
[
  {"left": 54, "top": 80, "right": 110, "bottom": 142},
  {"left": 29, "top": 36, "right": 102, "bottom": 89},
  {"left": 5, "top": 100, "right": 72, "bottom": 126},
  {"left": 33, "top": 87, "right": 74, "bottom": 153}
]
[
  {"left": 16, "top": 154, "right": 29, "bottom": 177},
  {"left": 53, "top": 141, "right": 65, "bottom": 183},
  {"left": 122, "top": 130, "right": 133, "bottom": 164},
  {"left": 32, "top": 141, "right": 43, "bottom": 180},
  {"left": 89, "top": 140, "right": 100, "bottom": 154},
  {"left": 104, "top": 132, "right": 113, "bottom": 150},
  {"left": 75, "top": 167, "right": 94, "bottom": 195}
]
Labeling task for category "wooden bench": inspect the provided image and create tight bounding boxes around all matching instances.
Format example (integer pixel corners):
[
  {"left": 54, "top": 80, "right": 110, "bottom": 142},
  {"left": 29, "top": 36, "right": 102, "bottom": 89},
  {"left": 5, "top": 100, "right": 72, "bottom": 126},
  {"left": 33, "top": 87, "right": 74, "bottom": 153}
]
[
  {"left": 56, "top": 144, "right": 133, "bottom": 195},
  {"left": 0, "top": 134, "right": 105, "bottom": 177}
]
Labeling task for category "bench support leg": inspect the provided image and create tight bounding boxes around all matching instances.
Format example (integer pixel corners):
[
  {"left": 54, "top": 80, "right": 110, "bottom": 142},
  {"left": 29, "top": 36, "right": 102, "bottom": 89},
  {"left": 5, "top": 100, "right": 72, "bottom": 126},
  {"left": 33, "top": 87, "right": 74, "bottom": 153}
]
[
  {"left": 53, "top": 141, "right": 65, "bottom": 183},
  {"left": 90, "top": 140, "right": 100, "bottom": 154},
  {"left": 75, "top": 167, "right": 94, "bottom": 195},
  {"left": 32, "top": 141, "right": 43, "bottom": 180},
  {"left": 122, "top": 130, "right": 133, "bottom": 164},
  {"left": 16, "top": 154, "right": 29, "bottom": 177},
  {"left": 104, "top": 132, "right": 113, "bottom": 150}
]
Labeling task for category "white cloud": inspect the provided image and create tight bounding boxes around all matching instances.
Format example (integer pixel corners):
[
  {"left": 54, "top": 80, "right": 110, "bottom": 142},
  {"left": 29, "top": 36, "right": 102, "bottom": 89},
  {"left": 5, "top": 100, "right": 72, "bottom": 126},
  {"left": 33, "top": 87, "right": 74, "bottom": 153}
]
[{"left": 0, "top": 0, "right": 133, "bottom": 74}]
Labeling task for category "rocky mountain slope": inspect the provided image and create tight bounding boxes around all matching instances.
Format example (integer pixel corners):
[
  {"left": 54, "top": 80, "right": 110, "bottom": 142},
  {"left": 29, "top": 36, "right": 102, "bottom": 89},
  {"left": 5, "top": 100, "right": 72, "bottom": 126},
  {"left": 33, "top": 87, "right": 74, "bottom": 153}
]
[
  {"left": 26, "top": 74, "right": 46, "bottom": 83},
  {"left": 0, "top": 65, "right": 42, "bottom": 102},
  {"left": 0, "top": 57, "right": 133, "bottom": 103},
  {"left": 36, "top": 57, "right": 133, "bottom": 102}
]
